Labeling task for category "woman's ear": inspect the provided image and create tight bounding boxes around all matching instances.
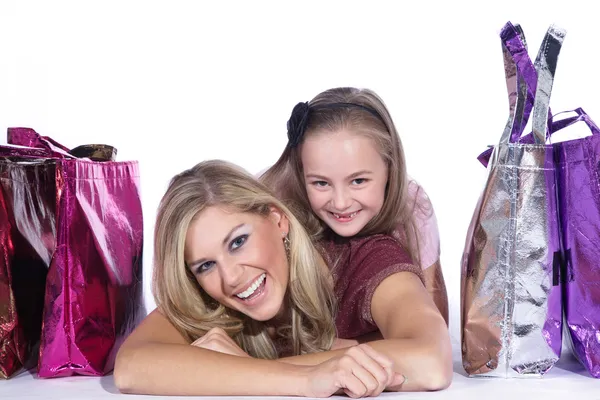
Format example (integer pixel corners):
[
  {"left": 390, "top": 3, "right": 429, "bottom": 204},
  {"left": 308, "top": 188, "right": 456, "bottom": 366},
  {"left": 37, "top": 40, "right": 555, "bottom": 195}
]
[{"left": 269, "top": 206, "right": 290, "bottom": 236}]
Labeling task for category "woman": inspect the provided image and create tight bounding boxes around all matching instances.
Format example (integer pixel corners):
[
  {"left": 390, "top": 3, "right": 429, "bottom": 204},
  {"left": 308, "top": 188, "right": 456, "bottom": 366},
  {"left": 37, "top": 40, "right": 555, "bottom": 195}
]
[{"left": 114, "top": 160, "right": 451, "bottom": 397}]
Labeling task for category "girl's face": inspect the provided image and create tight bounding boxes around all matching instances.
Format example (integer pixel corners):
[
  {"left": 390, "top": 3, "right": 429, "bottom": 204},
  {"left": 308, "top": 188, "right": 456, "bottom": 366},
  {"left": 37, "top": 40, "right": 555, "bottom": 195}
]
[
  {"left": 301, "top": 129, "right": 388, "bottom": 237},
  {"left": 184, "top": 206, "right": 290, "bottom": 322}
]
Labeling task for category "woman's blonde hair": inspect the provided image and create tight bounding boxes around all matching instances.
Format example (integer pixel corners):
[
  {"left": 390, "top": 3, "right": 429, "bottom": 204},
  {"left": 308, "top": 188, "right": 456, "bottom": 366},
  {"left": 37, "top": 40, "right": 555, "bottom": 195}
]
[
  {"left": 260, "top": 87, "right": 428, "bottom": 265},
  {"left": 152, "top": 159, "right": 336, "bottom": 359}
]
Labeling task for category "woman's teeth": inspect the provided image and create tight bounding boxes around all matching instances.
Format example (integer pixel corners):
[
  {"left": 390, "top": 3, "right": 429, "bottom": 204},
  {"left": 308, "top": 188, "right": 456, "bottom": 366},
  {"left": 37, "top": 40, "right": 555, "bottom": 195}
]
[{"left": 236, "top": 273, "right": 266, "bottom": 299}]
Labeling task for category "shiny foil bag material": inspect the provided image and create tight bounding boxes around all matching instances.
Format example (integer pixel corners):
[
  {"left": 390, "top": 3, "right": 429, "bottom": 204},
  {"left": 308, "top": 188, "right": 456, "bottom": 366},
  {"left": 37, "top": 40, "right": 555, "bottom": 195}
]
[
  {"left": 0, "top": 156, "right": 57, "bottom": 379},
  {"left": 553, "top": 110, "right": 600, "bottom": 378},
  {"left": 5, "top": 128, "right": 144, "bottom": 378},
  {"left": 461, "top": 23, "right": 566, "bottom": 377},
  {"left": 484, "top": 112, "right": 600, "bottom": 378},
  {"left": 476, "top": 30, "right": 600, "bottom": 379}
]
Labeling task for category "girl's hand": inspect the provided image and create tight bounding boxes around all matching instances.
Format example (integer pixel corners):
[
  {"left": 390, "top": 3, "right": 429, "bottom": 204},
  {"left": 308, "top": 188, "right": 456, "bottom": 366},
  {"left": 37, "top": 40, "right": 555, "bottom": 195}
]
[
  {"left": 331, "top": 338, "right": 359, "bottom": 350},
  {"left": 305, "top": 344, "right": 405, "bottom": 398},
  {"left": 191, "top": 327, "right": 250, "bottom": 358}
]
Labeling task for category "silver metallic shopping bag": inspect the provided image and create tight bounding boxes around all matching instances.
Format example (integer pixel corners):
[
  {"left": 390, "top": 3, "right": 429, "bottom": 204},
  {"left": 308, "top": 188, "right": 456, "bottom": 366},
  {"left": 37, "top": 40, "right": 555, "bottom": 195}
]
[{"left": 461, "top": 22, "right": 565, "bottom": 377}]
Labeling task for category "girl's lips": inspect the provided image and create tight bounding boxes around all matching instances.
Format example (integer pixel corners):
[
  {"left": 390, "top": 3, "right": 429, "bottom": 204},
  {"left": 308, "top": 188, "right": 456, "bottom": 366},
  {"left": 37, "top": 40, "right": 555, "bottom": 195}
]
[{"left": 329, "top": 210, "right": 361, "bottom": 222}]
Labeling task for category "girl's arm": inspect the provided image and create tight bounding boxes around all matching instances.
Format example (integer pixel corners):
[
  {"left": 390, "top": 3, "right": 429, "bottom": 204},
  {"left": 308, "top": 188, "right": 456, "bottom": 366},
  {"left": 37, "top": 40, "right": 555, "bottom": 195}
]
[
  {"left": 113, "top": 308, "right": 397, "bottom": 397},
  {"left": 278, "top": 271, "right": 453, "bottom": 392},
  {"left": 423, "top": 260, "right": 449, "bottom": 325},
  {"left": 408, "top": 180, "right": 449, "bottom": 324}
]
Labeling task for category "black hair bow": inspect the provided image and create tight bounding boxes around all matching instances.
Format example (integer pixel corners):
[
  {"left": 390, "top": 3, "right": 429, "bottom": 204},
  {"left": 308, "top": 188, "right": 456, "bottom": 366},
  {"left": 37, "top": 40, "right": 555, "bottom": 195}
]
[{"left": 286, "top": 101, "right": 310, "bottom": 148}]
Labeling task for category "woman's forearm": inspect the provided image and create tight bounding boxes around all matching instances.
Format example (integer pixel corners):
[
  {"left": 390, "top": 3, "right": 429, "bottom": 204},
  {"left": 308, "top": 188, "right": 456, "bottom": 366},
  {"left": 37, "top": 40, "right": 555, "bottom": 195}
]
[
  {"left": 278, "top": 337, "right": 452, "bottom": 392},
  {"left": 114, "top": 342, "right": 309, "bottom": 396}
]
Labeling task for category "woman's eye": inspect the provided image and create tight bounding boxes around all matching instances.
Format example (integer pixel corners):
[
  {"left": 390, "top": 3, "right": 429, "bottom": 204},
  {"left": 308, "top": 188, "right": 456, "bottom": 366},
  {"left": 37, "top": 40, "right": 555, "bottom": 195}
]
[
  {"left": 312, "top": 181, "right": 328, "bottom": 187},
  {"left": 230, "top": 234, "right": 248, "bottom": 251},
  {"left": 352, "top": 178, "right": 367, "bottom": 185},
  {"left": 197, "top": 261, "right": 215, "bottom": 274}
]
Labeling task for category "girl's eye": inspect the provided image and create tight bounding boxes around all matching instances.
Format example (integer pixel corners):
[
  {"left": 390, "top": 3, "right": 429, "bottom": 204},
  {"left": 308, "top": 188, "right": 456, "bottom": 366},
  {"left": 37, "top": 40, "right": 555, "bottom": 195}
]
[
  {"left": 352, "top": 178, "right": 367, "bottom": 185},
  {"left": 230, "top": 234, "right": 248, "bottom": 251},
  {"left": 196, "top": 261, "right": 215, "bottom": 274},
  {"left": 312, "top": 181, "right": 328, "bottom": 187}
]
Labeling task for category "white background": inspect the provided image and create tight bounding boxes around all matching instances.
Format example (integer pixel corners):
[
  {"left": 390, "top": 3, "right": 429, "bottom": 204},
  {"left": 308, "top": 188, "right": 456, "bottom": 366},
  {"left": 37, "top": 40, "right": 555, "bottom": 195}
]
[{"left": 1, "top": 0, "right": 599, "bottom": 348}]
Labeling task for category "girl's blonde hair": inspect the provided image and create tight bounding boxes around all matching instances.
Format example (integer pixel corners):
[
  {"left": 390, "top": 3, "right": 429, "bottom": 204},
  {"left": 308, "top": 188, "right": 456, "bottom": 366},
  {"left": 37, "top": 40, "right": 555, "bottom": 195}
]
[
  {"left": 261, "top": 87, "right": 428, "bottom": 265},
  {"left": 152, "top": 159, "right": 336, "bottom": 359}
]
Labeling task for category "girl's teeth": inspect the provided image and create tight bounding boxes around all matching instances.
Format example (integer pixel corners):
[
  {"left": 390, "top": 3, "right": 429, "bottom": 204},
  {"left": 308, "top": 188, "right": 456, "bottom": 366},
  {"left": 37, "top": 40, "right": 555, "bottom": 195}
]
[
  {"left": 236, "top": 273, "right": 266, "bottom": 299},
  {"left": 334, "top": 212, "right": 357, "bottom": 219}
]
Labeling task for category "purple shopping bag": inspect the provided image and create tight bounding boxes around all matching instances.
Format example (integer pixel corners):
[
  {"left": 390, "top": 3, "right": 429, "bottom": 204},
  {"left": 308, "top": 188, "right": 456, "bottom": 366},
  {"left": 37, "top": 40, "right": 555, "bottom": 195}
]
[
  {"left": 501, "top": 109, "right": 600, "bottom": 378},
  {"left": 552, "top": 109, "right": 600, "bottom": 378},
  {"left": 5, "top": 128, "right": 144, "bottom": 378},
  {"left": 461, "top": 22, "right": 565, "bottom": 377}
]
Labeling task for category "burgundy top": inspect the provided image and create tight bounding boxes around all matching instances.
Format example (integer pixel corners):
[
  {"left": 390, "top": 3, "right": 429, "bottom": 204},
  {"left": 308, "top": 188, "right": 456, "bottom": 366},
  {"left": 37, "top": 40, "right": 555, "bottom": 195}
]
[{"left": 321, "top": 234, "right": 425, "bottom": 339}]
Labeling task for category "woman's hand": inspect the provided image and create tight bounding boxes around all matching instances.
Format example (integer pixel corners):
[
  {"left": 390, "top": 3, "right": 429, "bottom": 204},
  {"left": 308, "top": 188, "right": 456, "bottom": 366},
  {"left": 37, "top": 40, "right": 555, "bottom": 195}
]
[
  {"left": 191, "top": 327, "right": 250, "bottom": 358},
  {"left": 305, "top": 344, "right": 405, "bottom": 398}
]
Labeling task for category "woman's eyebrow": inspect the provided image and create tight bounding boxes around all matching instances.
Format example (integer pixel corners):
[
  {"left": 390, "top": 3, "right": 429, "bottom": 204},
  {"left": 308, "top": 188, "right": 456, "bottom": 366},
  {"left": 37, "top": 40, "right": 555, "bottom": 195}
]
[{"left": 186, "top": 223, "right": 245, "bottom": 268}]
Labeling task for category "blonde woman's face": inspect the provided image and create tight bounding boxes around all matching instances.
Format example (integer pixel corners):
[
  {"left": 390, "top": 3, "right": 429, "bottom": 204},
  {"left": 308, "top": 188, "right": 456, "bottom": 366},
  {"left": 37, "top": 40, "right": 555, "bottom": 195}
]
[
  {"left": 185, "top": 206, "right": 290, "bottom": 321},
  {"left": 301, "top": 129, "right": 388, "bottom": 237}
]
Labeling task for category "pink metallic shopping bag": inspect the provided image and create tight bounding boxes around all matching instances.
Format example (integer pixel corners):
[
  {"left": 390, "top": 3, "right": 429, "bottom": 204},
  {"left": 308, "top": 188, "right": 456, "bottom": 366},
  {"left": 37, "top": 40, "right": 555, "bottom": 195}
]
[
  {"left": 6, "top": 128, "right": 144, "bottom": 378},
  {"left": 0, "top": 145, "right": 64, "bottom": 379}
]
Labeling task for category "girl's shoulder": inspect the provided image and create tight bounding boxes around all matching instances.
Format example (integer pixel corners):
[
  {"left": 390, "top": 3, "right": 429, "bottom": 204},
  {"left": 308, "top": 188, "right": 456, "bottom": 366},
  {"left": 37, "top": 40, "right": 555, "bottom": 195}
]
[
  {"left": 404, "top": 177, "right": 441, "bottom": 269},
  {"left": 322, "top": 233, "right": 413, "bottom": 270}
]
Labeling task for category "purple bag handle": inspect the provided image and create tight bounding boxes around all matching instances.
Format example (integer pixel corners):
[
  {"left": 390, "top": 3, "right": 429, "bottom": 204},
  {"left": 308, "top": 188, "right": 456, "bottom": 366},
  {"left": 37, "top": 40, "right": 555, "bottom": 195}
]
[
  {"left": 549, "top": 107, "right": 600, "bottom": 135},
  {"left": 478, "top": 108, "right": 595, "bottom": 167},
  {"left": 499, "top": 23, "right": 538, "bottom": 144},
  {"left": 478, "top": 23, "right": 537, "bottom": 165},
  {"left": 500, "top": 22, "right": 561, "bottom": 145},
  {"left": 479, "top": 24, "right": 565, "bottom": 165}
]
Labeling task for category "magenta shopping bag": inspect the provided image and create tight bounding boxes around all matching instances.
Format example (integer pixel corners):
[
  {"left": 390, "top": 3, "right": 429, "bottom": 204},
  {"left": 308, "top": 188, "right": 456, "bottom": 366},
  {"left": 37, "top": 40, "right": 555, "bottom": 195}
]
[{"left": 4, "top": 128, "right": 144, "bottom": 378}]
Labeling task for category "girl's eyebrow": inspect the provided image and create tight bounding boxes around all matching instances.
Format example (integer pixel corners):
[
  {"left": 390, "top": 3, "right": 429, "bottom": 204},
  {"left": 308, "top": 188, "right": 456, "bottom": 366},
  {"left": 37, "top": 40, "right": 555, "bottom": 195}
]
[
  {"left": 346, "top": 170, "right": 373, "bottom": 179},
  {"left": 305, "top": 173, "right": 329, "bottom": 180},
  {"left": 305, "top": 170, "right": 373, "bottom": 180}
]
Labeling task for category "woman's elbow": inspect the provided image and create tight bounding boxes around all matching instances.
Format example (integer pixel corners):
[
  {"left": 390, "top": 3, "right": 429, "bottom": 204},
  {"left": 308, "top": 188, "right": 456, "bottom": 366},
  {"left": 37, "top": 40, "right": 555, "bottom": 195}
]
[{"left": 113, "top": 348, "right": 138, "bottom": 394}]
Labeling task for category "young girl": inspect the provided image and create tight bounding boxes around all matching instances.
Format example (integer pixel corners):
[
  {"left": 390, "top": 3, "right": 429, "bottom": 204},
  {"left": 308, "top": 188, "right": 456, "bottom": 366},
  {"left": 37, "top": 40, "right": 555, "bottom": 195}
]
[
  {"left": 260, "top": 87, "right": 449, "bottom": 325},
  {"left": 114, "top": 160, "right": 451, "bottom": 397}
]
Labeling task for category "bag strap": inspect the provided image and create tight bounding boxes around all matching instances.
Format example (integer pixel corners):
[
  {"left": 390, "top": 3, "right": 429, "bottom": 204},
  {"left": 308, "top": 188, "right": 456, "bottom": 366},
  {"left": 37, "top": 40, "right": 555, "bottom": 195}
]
[
  {"left": 478, "top": 108, "right": 599, "bottom": 168},
  {"left": 478, "top": 23, "right": 566, "bottom": 165},
  {"left": 500, "top": 22, "right": 535, "bottom": 144},
  {"left": 6, "top": 128, "right": 117, "bottom": 161},
  {"left": 531, "top": 25, "right": 566, "bottom": 144},
  {"left": 549, "top": 107, "right": 600, "bottom": 136},
  {"left": 499, "top": 22, "right": 557, "bottom": 145},
  {"left": 7, "top": 127, "right": 74, "bottom": 157}
]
